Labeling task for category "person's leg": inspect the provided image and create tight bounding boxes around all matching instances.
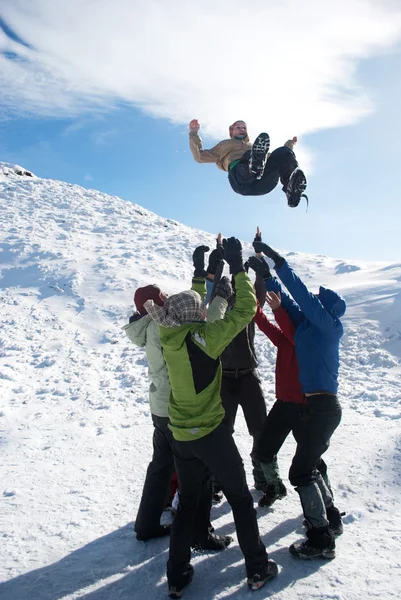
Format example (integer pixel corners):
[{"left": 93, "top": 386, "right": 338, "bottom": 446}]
[
  {"left": 192, "top": 422, "right": 271, "bottom": 579},
  {"left": 220, "top": 376, "right": 240, "bottom": 434},
  {"left": 167, "top": 440, "right": 206, "bottom": 589},
  {"left": 236, "top": 372, "right": 267, "bottom": 489},
  {"left": 134, "top": 415, "right": 175, "bottom": 539},
  {"left": 289, "top": 395, "right": 342, "bottom": 557}
]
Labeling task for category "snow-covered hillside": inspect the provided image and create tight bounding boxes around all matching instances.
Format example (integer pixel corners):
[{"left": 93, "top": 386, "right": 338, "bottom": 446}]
[{"left": 1, "top": 163, "right": 400, "bottom": 600}]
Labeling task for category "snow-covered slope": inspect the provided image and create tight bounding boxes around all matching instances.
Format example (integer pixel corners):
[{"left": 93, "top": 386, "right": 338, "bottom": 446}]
[{"left": 1, "top": 164, "right": 400, "bottom": 600}]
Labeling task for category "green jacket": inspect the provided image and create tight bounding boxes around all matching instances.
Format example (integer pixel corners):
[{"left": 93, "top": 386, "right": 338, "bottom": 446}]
[
  {"left": 159, "top": 272, "right": 256, "bottom": 441},
  {"left": 123, "top": 278, "right": 228, "bottom": 418}
]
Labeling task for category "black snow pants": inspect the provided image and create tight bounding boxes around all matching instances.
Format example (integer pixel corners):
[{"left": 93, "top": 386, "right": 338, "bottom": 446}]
[{"left": 228, "top": 146, "right": 298, "bottom": 196}]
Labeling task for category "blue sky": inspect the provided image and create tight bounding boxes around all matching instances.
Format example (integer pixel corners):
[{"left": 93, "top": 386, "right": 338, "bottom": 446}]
[{"left": 1, "top": 1, "right": 401, "bottom": 261}]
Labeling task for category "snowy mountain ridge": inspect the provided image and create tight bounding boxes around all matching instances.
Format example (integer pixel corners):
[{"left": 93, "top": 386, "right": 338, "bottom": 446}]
[{"left": 1, "top": 163, "right": 401, "bottom": 600}]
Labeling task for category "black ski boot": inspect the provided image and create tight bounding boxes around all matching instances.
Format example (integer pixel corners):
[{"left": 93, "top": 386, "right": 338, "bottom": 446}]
[
  {"left": 136, "top": 523, "right": 171, "bottom": 541},
  {"left": 249, "top": 133, "right": 270, "bottom": 179},
  {"left": 168, "top": 564, "right": 194, "bottom": 599},
  {"left": 258, "top": 480, "right": 287, "bottom": 508},
  {"left": 284, "top": 167, "right": 308, "bottom": 207},
  {"left": 191, "top": 532, "right": 233, "bottom": 552},
  {"left": 289, "top": 526, "right": 335, "bottom": 560},
  {"left": 247, "top": 559, "right": 278, "bottom": 590}
]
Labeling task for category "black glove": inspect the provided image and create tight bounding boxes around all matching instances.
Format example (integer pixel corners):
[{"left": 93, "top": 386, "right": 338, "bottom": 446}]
[
  {"left": 248, "top": 256, "right": 272, "bottom": 280},
  {"left": 252, "top": 241, "right": 284, "bottom": 268},
  {"left": 243, "top": 260, "right": 250, "bottom": 273},
  {"left": 222, "top": 237, "right": 244, "bottom": 275},
  {"left": 254, "top": 229, "right": 262, "bottom": 243},
  {"left": 192, "top": 245, "right": 210, "bottom": 277},
  {"left": 214, "top": 276, "right": 233, "bottom": 300},
  {"left": 207, "top": 247, "right": 225, "bottom": 275}
]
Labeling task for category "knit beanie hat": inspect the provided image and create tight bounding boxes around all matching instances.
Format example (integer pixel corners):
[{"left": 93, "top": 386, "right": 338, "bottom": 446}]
[{"left": 134, "top": 284, "right": 164, "bottom": 315}]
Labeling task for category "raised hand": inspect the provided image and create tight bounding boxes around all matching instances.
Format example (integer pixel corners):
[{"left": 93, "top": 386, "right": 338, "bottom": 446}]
[
  {"left": 192, "top": 245, "right": 210, "bottom": 277},
  {"left": 222, "top": 237, "right": 244, "bottom": 275},
  {"left": 247, "top": 256, "right": 271, "bottom": 280},
  {"left": 266, "top": 291, "right": 281, "bottom": 311},
  {"left": 189, "top": 119, "right": 200, "bottom": 133}
]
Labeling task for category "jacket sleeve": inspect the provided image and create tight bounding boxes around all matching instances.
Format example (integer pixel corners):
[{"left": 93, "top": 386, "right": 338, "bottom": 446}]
[
  {"left": 205, "top": 277, "right": 214, "bottom": 305},
  {"left": 276, "top": 261, "right": 342, "bottom": 338},
  {"left": 189, "top": 132, "right": 222, "bottom": 164},
  {"left": 197, "top": 272, "right": 256, "bottom": 359},
  {"left": 265, "top": 275, "right": 304, "bottom": 326},
  {"left": 207, "top": 296, "right": 228, "bottom": 322},
  {"left": 272, "top": 306, "right": 296, "bottom": 345},
  {"left": 191, "top": 277, "right": 207, "bottom": 302},
  {"left": 122, "top": 315, "right": 150, "bottom": 347},
  {"left": 253, "top": 302, "right": 284, "bottom": 348},
  {"left": 254, "top": 273, "right": 266, "bottom": 307}
]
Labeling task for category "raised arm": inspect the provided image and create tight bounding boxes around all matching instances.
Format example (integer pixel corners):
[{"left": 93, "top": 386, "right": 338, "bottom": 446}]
[
  {"left": 253, "top": 302, "right": 285, "bottom": 348},
  {"left": 275, "top": 261, "right": 342, "bottom": 338},
  {"left": 189, "top": 119, "right": 222, "bottom": 164}
]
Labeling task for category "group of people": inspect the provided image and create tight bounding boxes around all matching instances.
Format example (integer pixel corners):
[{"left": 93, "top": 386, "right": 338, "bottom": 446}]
[{"left": 125, "top": 222, "right": 346, "bottom": 598}]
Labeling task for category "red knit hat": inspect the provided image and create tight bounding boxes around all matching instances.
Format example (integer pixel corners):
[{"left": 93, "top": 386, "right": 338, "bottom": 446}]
[{"left": 134, "top": 284, "right": 164, "bottom": 315}]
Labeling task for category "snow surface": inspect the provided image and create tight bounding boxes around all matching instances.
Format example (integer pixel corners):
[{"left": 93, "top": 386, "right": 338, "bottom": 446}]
[{"left": 0, "top": 163, "right": 400, "bottom": 600}]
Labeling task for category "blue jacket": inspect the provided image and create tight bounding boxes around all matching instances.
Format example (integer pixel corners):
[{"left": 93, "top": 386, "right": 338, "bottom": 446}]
[{"left": 265, "top": 261, "right": 346, "bottom": 394}]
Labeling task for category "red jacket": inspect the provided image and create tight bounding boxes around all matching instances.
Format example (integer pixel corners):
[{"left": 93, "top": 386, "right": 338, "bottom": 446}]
[{"left": 254, "top": 303, "right": 305, "bottom": 404}]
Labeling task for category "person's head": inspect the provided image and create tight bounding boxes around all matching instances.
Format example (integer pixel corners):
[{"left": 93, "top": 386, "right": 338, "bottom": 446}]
[
  {"left": 134, "top": 284, "right": 166, "bottom": 315},
  {"left": 316, "top": 286, "right": 346, "bottom": 318},
  {"left": 229, "top": 120, "right": 248, "bottom": 140},
  {"left": 144, "top": 289, "right": 206, "bottom": 327}
]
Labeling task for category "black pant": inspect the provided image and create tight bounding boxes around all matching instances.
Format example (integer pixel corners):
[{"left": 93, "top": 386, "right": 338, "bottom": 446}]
[
  {"left": 255, "top": 396, "right": 342, "bottom": 487},
  {"left": 134, "top": 414, "right": 175, "bottom": 537},
  {"left": 221, "top": 370, "right": 267, "bottom": 486},
  {"left": 167, "top": 422, "right": 267, "bottom": 586},
  {"left": 228, "top": 146, "right": 298, "bottom": 196}
]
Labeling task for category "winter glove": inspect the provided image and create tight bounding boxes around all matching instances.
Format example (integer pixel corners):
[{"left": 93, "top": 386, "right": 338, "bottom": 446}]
[
  {"left": 254, "top": 229, "right": 262, "bottom": 243},
  {"left": 207, "top": 247, "right": 225, "bottom": 275},
  {"left": 252, "top": 241, "right": 285, "bottom": 268},
  {"left": 247, "top": 256, "right": 272, "bottom": 280},
  {"left": 243, "top": 260, "right": 250, "bottom": 273},
  {"left": 192, "top": 245, "right": 210, "bottom": 277},
  {"left": 214, "top": 276, "right": 233, "bottom": 300},
  {"left": 222, "top": 237, "right": 244, "bottom": 275}
]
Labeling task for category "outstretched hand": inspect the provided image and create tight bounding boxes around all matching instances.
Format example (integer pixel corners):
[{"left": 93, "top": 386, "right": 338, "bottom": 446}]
[
  {"left": 265, "top": 291, "right": 281, "bottom": 311},
  {"left": 247, "top": 256, "right": 271, "bottom": 280},
  {"left": 222, "top": 237, "right": 244, "bottom": 275},
  {"left": 193, "top": 245, "right": 210, "bottom": 277},
  {"left": 189, "top": 119, "right": 200, "bottom": 133}
]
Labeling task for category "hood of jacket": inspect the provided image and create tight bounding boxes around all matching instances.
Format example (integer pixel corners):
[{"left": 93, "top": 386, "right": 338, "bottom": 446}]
[{"left": 317, "top": 287, "right": 346, "bottom": 318}]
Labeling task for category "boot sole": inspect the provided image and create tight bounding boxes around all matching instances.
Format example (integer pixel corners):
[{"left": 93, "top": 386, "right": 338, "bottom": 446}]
[{"left": 289, "top": 546, "right": 335, "bottom": 560}]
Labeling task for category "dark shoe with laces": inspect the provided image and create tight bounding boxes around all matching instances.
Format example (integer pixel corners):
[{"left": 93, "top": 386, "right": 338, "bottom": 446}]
[
  {"left": 136, "top": 523, "right": 171, "bottom": 541},
  {"left": 247, "top": 559, "right": 278, "bottom": 590},
  {"left": 192, "top": 533, "right": 233, "bottom": 552},
  {"left": 258, "top": 480, "right": 287, "bottom": 508},
  {"left": 168, "top": 564, "right": 194, "bottom": 599},
  {"left": 283, "top": 167, "right": 308, "bottom": 207},
  {"left": 290, "top": 526, "right": 335, "bottom": 560},
  {"left": 249, "top": 133, "right": 270, "bottom": 179}
]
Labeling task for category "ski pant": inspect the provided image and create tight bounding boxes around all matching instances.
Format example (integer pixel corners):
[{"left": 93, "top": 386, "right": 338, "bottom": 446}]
[
  {"left": 255, "top": 395, "right": 342, "bottom": 528},
  {"left": 228, "top": 146, "right": 298, "bottom": 196},
  {"left": 134, "top": 414, "right": 175, "bottom": 538},
  {"left": 167, "top": 421, "right": 267, "bottom": 585},
  {"left": 220, "top": 369, "right": 267, "bottom": 488}
]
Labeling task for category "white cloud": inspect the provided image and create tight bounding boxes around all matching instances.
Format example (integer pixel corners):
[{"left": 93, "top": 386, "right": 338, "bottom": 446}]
[{"left": 1, "top": 0, "right": 401, "bottom": 144}]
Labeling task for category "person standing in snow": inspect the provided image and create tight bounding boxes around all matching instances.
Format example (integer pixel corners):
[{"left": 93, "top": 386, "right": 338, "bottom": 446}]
[
  {"left": 247, "top": 254, "right": 343, "bottom": 534},
  {"left": 144, "top": 237, "right": 277, "bottom": 598},
  {"left": 123, "top": 246, "right": 230, "bottom": 550},
  {"left": 249, "top": 239, "right": 345, "bottom": 560},
  {"left": 188, "top": 119, "right": 308, "bottom": 208}
]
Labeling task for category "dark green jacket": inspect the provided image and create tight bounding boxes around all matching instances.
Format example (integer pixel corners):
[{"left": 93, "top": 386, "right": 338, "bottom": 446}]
[{"left": 159, "top": 272, "right": 256, "bottom": 441}]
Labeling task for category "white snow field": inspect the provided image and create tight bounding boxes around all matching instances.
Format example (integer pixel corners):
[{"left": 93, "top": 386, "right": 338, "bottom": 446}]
[{"left": 1, "top": 163, "right": 400, "bottom": 600}]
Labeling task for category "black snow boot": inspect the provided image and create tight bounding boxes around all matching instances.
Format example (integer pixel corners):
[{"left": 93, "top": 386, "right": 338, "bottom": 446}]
[
  {"left": 289, "top": 526, "right": 335, "bottom": 560},
  {"left": 249, "top": 133, "right": 270, "bottom": 179},
  {"left": 168, "top": 564, "right": 194, "bottom": 599},
  {"left": 192, "top": 532, "right": 233, "bottom": 552},
  {"left": 283, "top": 167, "right": 308, "bottom": 207},
  {"left": 136, "top": 523, "right": 171, "bottom": 541},
  {"left": 258, "top": 480, "right": 287, "bottom": 508},
  {"left": 247, "top": 559, "right": 278, "bottom": 590}
]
